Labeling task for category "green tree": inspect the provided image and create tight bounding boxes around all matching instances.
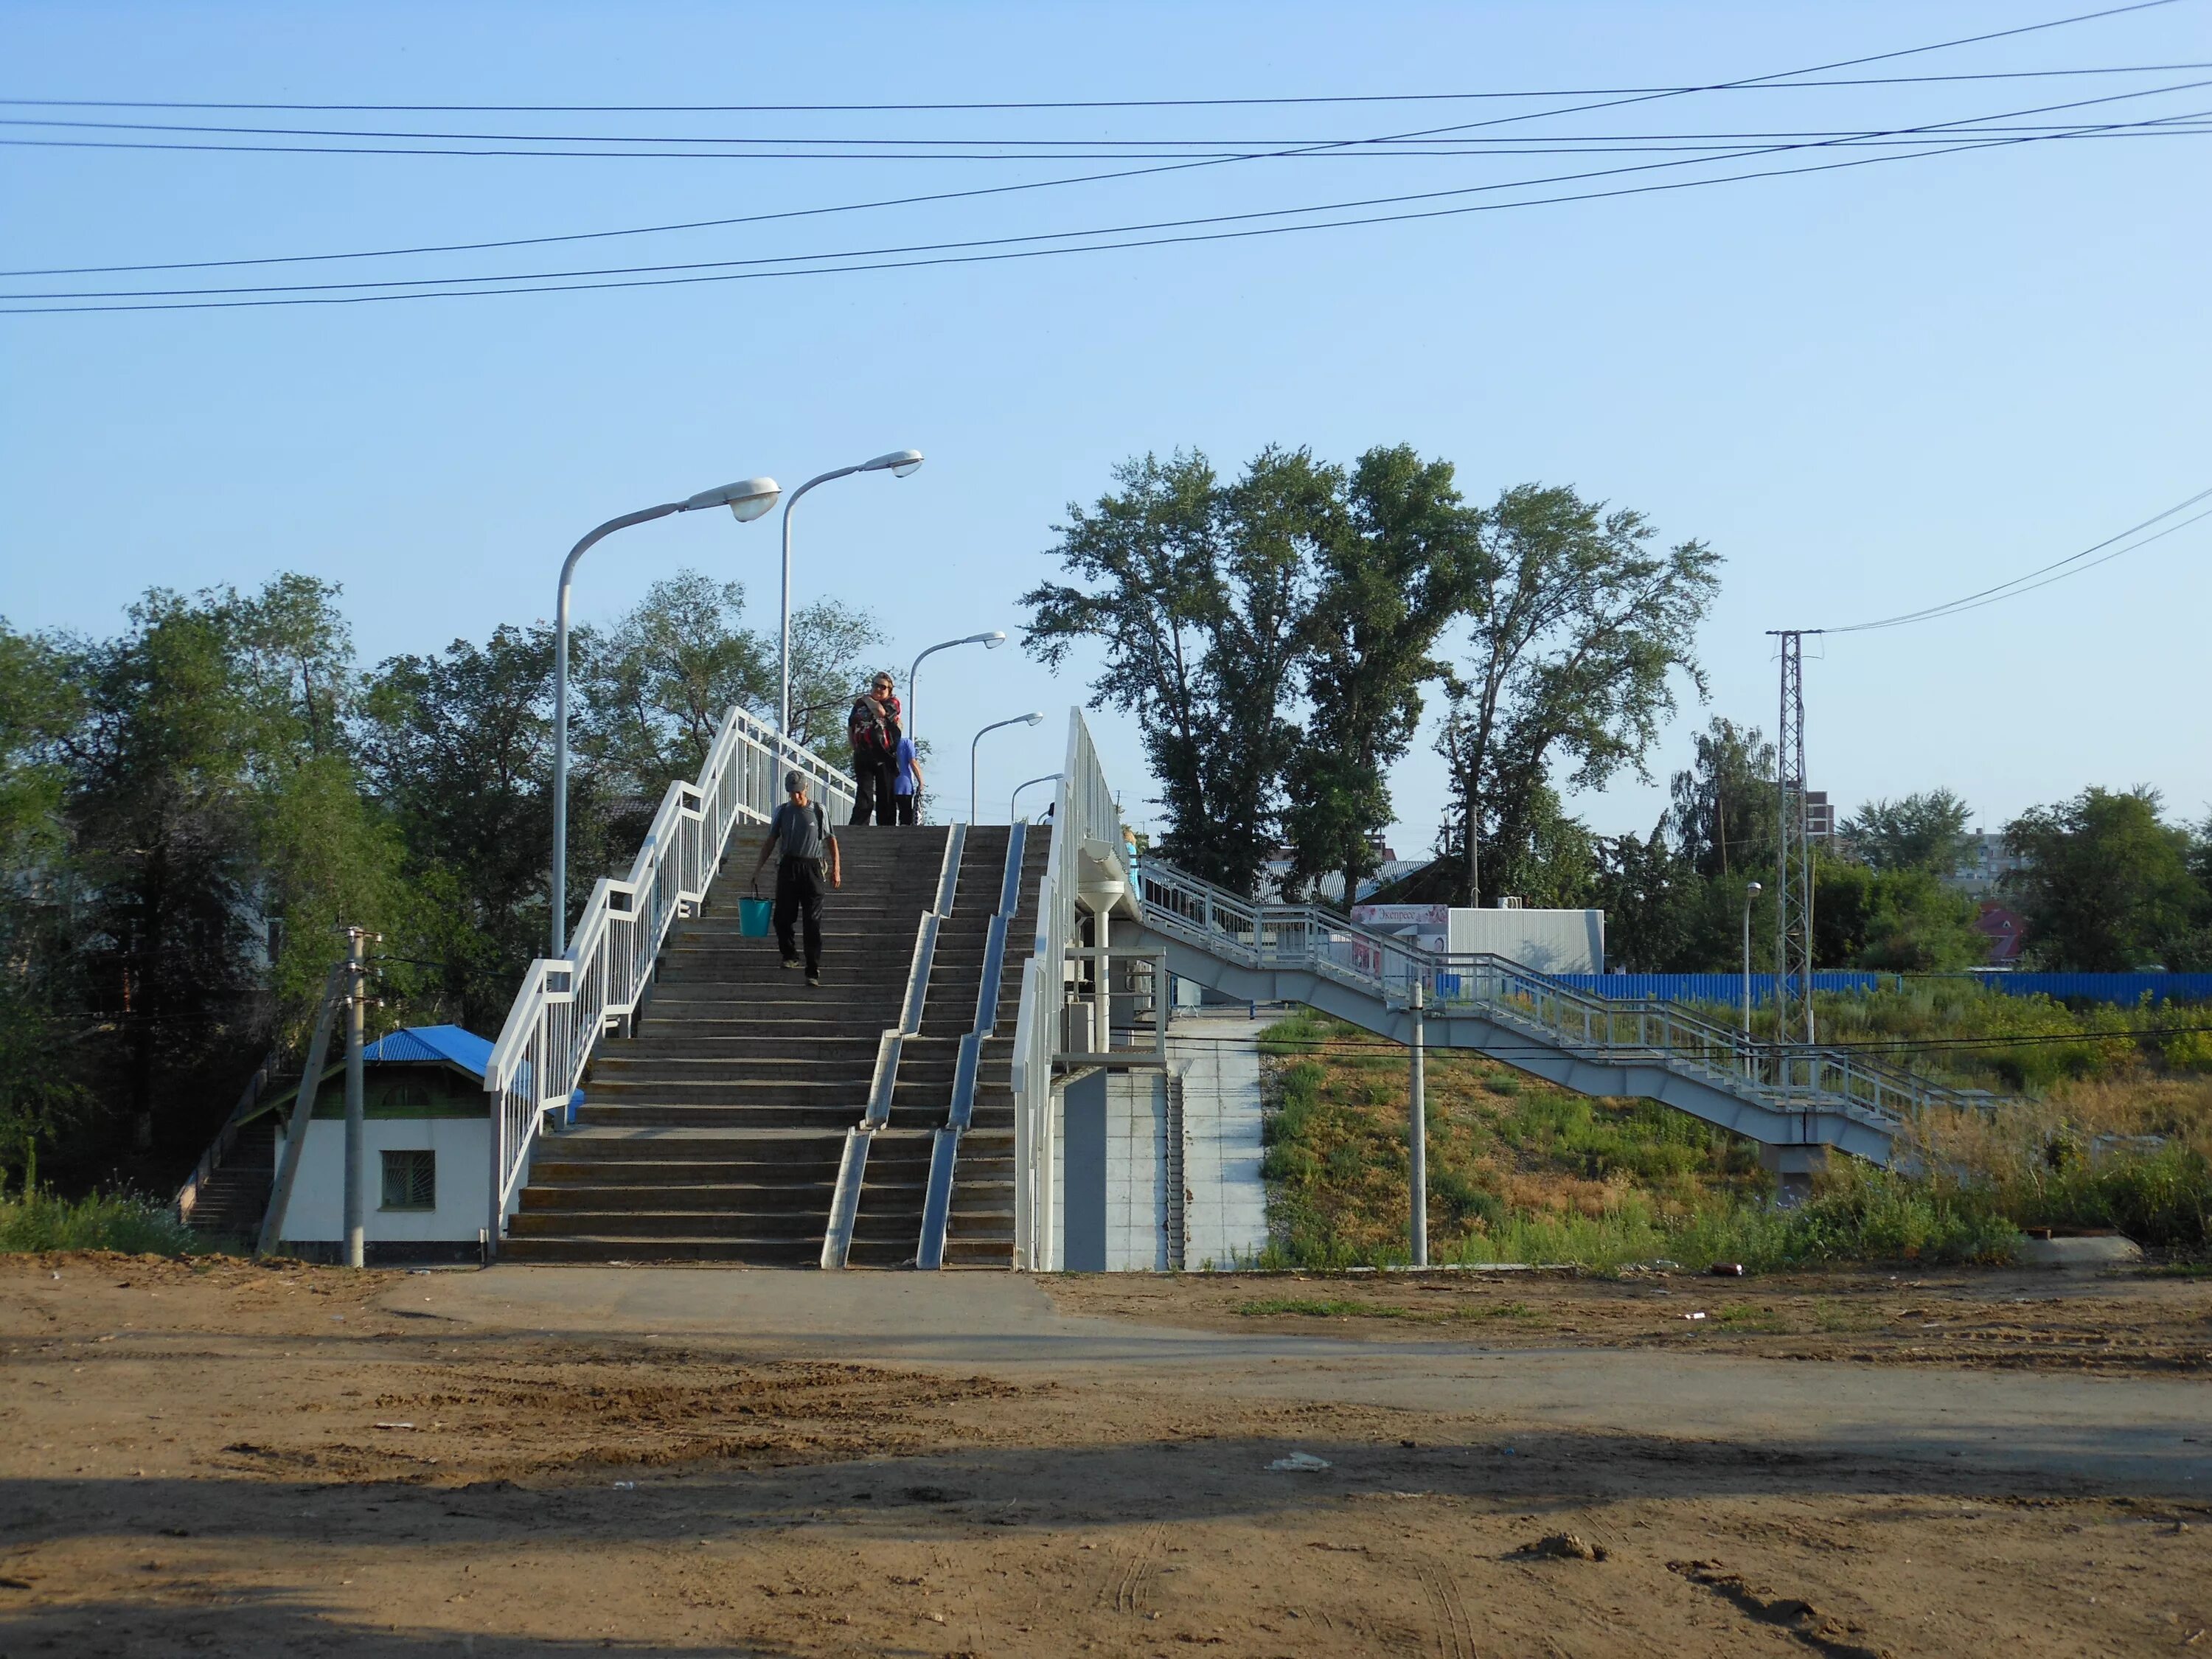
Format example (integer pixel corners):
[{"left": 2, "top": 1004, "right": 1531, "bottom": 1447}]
[
  {"left": 786, "top": 597, "right": 886, "bottom": 756},
  {"left": 1668, "top": 717, "right": 1778, "bottom": 883},
  {"left": 1284, "top": 444, "right": 1481, "bottom": 907},
  {"left": 1843, "top": 788, "right": 1972, "bottom": 874},
  {"left": 1814, "top": 860, "right": 1986, "bottom": 971},
  {"left": 580, "top": 570, "right": 772, "bottom": 793},
  {"left": 1023, "top": 448, "right": 1321, "bottom": 894},
  {"left": 1435, "top": 484, "right": 1719, "bottom": 906},
  {"left": 1592, "top": 818, "right": 1714, "bottom": 973},
  {"left": 2004, "top": 787, "right": 2205, "bottom": 970},
  {"left": 361, "top": 623, "right": 579, "bottom": 1026},
  {"left": 62, "top": 590, "right": 269, "bottom": 1155}
]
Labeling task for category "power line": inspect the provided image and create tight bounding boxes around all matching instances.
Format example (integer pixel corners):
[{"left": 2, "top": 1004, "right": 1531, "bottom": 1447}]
[
  {"left": 7, "top": 127, "right": 2202, "bottom": 161},
  {"left": 6, "top": 114, "right": 2210, "bottom": 152},
  {"left": 0, "top": 43, "right": 2195, "bottom": 112},
  {"left": 0, "top": 123, "right": 2163, "bottom": 315},
  {"left": 6, "top": 93, "right": 2197, "bottom": 310},
  {"left": 2, "top": 1, "right": 2186, "bottom": 281},
  {"left": 1833, "top": 487, "right": 2212, "bottom": 633}
]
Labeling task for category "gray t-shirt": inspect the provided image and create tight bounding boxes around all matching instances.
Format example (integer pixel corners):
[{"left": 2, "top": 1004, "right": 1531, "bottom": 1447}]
[{"left": 769, "top": 800, "right": 832, "bottom": 862}]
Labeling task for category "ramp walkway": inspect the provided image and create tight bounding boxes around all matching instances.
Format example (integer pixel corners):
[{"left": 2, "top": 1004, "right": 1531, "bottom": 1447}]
[{"left": 1124, "top": 860, "right": 1985, "bottom": 1168}]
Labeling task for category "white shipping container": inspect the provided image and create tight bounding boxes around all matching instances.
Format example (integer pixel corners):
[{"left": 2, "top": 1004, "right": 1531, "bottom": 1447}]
[{"left": 1444, "top": 908, "right": 1604, "bottom": 974}]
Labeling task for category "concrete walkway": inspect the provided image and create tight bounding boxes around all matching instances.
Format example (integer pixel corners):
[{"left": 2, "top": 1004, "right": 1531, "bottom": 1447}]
[{"left": 408, "top": 1266, "right": 2211, "bottom": 1495}]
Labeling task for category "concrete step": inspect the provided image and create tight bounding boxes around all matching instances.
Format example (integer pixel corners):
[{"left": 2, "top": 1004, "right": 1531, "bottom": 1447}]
[
  {"left": 509, "top": 1208, "right": 824, "bottom": 1240},
  {"left": 500, "top": 1235, "right": 819, "bottom": 1265},
  {"left": 572, "top": 1102, "right": 861, "bottom": 1130}
]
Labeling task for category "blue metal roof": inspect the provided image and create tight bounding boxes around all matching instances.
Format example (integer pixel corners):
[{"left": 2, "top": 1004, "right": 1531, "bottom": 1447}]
[{"left": 359, "top": 1023, "right": 493, "bottom": 1077}]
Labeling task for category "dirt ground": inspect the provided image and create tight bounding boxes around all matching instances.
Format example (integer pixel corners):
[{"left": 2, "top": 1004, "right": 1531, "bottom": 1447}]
[
  {"left": 2, "top": 1254, "right": 2209, "bottom": 1657},
  {"left": 1043, "top": 1263, "right": 2212, "bottom": 1377}
]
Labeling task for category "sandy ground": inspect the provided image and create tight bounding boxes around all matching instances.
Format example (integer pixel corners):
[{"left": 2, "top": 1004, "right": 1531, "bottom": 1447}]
[{"left": 1, "top": 1254, "right": 2208, "bottom": 1657}]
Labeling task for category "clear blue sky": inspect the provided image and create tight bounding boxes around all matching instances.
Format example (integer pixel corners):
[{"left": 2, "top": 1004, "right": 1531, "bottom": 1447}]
[{"left": 4, "top": 1, "right": 2208, "bottom": 851}]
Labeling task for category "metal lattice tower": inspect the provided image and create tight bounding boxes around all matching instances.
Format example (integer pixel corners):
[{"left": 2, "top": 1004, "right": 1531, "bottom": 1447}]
[{"left": 1770, "top": 630, "right": 1818, "bottom": 1044}]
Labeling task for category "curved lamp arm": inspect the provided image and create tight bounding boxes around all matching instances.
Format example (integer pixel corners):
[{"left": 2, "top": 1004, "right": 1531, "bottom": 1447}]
[
  {"left": 970, "top": 712, "right": 1046, "bottom": 823},
  {"left": 779, "top": 449, "right": 924, "bottom": 737},
  {"left": 552, "top": 477, "right": 778, "bottom": 956}
]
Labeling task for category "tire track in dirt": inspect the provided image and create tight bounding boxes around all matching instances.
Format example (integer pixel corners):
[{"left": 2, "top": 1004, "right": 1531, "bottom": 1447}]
[
  {"left": 1416, "top": 1558, "right": 1475, "bottom": 1659},
  {"left": 1104, "top": 1521, "right": 1168, "bottom": 1615}
]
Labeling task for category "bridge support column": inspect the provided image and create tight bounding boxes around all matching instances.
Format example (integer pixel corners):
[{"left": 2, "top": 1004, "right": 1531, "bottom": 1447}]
[
  {"left": 1759, "top": 1141, "right": 1828, "bottom": 1208},
  {"left": 1408, "top": 981, "right": 1427, "bottom": 1267}
]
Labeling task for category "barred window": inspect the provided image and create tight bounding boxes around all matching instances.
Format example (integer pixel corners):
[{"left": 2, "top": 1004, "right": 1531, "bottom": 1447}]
[{"left": 380, "top": 1149, "right": 435, "bottom": 1211}]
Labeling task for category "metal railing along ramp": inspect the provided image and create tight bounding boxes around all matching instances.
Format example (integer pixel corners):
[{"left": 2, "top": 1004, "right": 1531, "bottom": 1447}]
[{"left": 1122, "top": 862, "right": 1994, "bottom": 1168}]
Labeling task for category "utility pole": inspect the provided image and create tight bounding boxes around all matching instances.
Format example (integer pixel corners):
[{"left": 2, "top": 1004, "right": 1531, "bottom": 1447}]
[
  {"left": 1768, "top": 631, "right": 1820, "bottom": 1048},
  {"left": 1408, "top": 978, "right": 1427, "bottom": 1268},
  {"left": 341, "top": 927, "right": 368, "bottom": 1270}
]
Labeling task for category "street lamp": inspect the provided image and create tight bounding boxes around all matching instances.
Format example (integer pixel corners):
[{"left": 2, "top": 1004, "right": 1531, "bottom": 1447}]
[
  {"left": 972, "top": 712, "right": 1045, "bottom": 823},
  {"left": 778, "top": 449, "right": 924, "bottom": 739},
  {"left": 907, "top": 630, "right": 1006, "bottom": 745},
  {"left": 1011, "top": 772, "right": 1062, "bottom": 824},
  {"left": 1742, "top": 880, "right": 1763, "bottom": 1040},
  {"left": 551, "top": 477, "right": 780, "bottom": 958}
]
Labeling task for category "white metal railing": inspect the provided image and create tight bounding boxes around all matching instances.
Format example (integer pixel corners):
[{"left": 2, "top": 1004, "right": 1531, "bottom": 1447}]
[
  {"left": 1010, "top": 708, "right": 1119, "bottom": 1270},
  {"left": 1135, "top": 860, "right": 1989, "bottom": 1135},
  {"left": 484, "top": 705, "right": 855, "bottom": 1246}
]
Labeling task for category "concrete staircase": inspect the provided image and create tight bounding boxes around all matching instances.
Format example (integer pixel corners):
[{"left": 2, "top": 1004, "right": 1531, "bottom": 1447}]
[
  {"left": 838, "top": 825, "right": 1047, "bottom": 1267},
  {"left": 504, "top": 824, "right": 948, "bottom": 1265},
  {"left": 503, "top": 820, "right": 1051, "bottom": 1267},
  {"left": 179, "top": 1116, "right": 274, "bottom": 1245}
]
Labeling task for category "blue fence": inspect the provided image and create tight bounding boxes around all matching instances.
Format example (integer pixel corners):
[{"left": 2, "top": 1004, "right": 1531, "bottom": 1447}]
[
  {"left": 1556, "top": 972, "right": 2212, "bottom": 1008},
  {"left": 1556, "top": 973, "right": 1885, "bottom": 1007}
]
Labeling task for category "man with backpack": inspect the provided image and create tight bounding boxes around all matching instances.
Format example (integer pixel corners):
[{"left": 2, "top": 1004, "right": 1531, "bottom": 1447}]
[
  {"left": 846, "top": 671, "right": 903, "bottom": 826},
  {"left": 751, "top": 769, "right": 841, "bottom": 986}
]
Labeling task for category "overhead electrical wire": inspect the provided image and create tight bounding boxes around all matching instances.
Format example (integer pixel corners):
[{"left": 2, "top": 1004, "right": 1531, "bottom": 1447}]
[
  {"left": 2, "top": 0, "right": 2191, "bottom": 310},
  {"left": 1, "top": 118, "right": 2187, "bottom": 313},
  {"left": 1833, "top": 486, "right": 2212, "bottom": 633},
  {"left": 6, "top": 84, "right": 2200, "bottom": 310},
  {"left": 8, "top": 114, "right": 2208, "bottom": 159},
  {"left": 4, "top": 0, "right": 2183, "bottom": 285}
]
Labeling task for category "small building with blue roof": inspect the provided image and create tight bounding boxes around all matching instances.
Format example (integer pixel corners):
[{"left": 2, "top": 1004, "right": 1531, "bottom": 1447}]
[{"left": 248, "top": 1024, "right": 497, "bottom": 1261}]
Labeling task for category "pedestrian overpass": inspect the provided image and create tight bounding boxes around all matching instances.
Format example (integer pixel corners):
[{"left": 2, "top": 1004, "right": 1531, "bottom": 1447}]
[
  {"left": 209, "top": 706, "right": 1977, "bottom": 1271},
  {"left": 1000, "top": 712, "right": 1990, "bottom": 1267}
]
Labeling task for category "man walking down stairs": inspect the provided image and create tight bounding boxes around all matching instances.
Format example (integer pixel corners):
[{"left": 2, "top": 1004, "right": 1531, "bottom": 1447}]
[{"left": 503, "top": 821, "right": 947, "bottom": 1264}]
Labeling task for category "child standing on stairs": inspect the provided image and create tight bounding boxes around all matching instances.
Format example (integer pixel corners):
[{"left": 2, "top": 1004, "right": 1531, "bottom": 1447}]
[{"left": 751, "top": 770, "right": 843, "bottom": 987}]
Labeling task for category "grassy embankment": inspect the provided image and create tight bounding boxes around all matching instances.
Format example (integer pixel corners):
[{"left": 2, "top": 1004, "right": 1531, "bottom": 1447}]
[
  {"left": 1255, "top": 983, "right": 2212, "bottom": 1271},
  {"left": 0, "top": 1183, "right": 208, "bottom": 1255}
]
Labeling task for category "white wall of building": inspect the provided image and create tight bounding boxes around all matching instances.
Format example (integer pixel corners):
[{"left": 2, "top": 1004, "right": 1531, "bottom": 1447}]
[
  {"left": 1446, "top": 908, "right": 1604, "bottom": 974},
  {"left": 273, "top": 1116, "right": 493, "bottom": 1244}
]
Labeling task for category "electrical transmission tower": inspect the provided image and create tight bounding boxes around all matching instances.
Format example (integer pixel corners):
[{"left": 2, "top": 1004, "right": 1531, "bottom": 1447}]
[{"left": 1769, "top": 629, "right": 1820, "bottom": 1046}]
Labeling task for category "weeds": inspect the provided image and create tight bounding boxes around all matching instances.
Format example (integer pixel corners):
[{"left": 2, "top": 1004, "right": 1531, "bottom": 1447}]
[
  {"left": 0, "top": 1186, "right": 207, "bottom": 1256},
  {"left": 1255, "top": 1012, "right": 2024, "bottom": 1271}
]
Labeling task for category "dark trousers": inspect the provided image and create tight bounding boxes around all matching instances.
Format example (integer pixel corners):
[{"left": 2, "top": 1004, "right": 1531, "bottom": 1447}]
[
  {"left": 773, "top": 857, "right": 826, "bottom": 973},
  {"left": 894, "top": 791, "right": 918, "bottom": 825},
  {"left": 851, "top": 753, "right": 899, "bottom": 825}
]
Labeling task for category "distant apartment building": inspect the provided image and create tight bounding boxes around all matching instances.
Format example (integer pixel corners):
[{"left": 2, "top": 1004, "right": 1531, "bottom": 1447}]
[
  {"left": 1946, "top": 830, "right": 2028, "bottom": 900},
  {"left": 1804, "top": 790, "right": 1834, "bottom": 841}
]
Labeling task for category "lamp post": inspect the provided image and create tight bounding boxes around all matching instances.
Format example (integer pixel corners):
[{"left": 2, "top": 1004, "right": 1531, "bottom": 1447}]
[
  {"left": 907, "top": 630, "right": 1006, "bottom": 746},
  {"left": 778, "top": 450, "right": 923, "bottom": 739},
  {"left": 1010, "top": 771, "right": 1062, "bottom": 824},
  {"left": 972, "top": 712, "right": 1045, "bottom": 823},
  {"left": 552, "top": 477, "right": 780, "bottom": 958},
  {"left": 1742, "top": 880, "right": 1763, "bottom": 1040}
]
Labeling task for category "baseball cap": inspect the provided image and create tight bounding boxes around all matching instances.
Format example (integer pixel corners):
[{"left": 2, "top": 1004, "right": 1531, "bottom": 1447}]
[{"left": 783, "top": 770, "right": 804, "bottom": 793}]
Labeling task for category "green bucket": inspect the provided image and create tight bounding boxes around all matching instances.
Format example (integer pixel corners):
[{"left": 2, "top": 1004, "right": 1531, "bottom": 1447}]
[{"left": 737, "top": 897, "right": 773, "bottom": 938}]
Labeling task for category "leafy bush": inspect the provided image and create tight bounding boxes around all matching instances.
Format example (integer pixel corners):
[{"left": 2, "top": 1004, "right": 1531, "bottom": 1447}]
[{"left": 0, "top": 1187, "right": 207, "bottom": 1256}]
